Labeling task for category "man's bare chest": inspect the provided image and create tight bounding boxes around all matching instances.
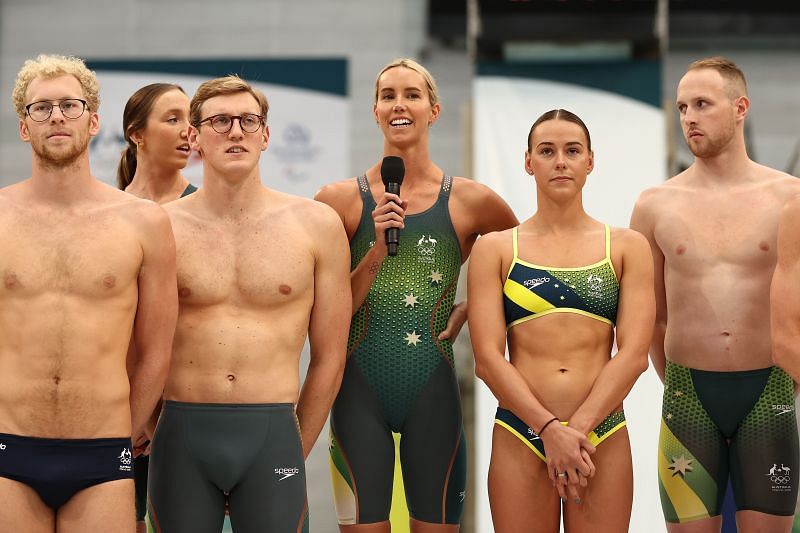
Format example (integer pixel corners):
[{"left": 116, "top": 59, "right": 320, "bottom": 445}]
[
  {"left": 0, "top": 213, "right": 142, "bottom": 297},
  {"left": 654, "top": 194, "right": 780, "bottom": 269},
  {"left": 173, "top": 221, "right": 315, "bottom": 307}
]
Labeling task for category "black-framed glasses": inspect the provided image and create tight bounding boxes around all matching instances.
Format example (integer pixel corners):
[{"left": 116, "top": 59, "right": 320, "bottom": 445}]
[
  {"left": 197, "top": 113, "right": 264, "bottom": 134},
  {"left": 25, "top": 99, "right": 88, "bottom": 122}
]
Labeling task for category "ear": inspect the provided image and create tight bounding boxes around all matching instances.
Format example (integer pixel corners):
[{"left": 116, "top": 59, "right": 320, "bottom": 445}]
[
  {"left": 19, "top": 118, "right": 31, "bottom": 143},
  {"left": 524, "top": 150, "right": 534, "bottom": 175},
  {"left": 586, "top": 150, "right": 595, "bottom": 175},
  {"left": 373, "top": 103, "right": 379, "bottom": 125},
  {"left": 735, "top": 95, "right": 750, "bottom": 121},
  {"left": 261, "top": 125, "right": 270, "bottom": 152},
  {"left": 129, "top": 127, "right": 143, "bottom": 145},
  {"left": 88, "top": 112, "right": 100, "bottom": 137},
  {"left": 188, "top": 125, "right": 201, "bottom": 154},
  {"left": 428, "top": 102, "right": 441, "bottom": 126}
]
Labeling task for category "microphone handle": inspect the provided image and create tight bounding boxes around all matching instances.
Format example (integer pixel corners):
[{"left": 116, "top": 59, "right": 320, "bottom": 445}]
[{"left": 385, "top": 182, "right": 401, "bottom": 256}]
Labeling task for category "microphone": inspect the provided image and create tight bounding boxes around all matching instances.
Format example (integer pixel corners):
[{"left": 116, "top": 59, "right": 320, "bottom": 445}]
[{"left": 380, "top": 156, "right": 405, "bottom": 257}]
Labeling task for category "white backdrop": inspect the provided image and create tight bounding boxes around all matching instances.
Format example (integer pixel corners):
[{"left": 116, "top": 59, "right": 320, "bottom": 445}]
[{"left": 472, "top": 75, "right": 667, "bottom": 533}]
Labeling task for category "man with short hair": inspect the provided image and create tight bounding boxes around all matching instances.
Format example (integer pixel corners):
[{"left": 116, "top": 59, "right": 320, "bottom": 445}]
[
  {"left": 631, "top": 56, "right": 800, "bottom": 532},
  {"left": 147, "top": 75, "right": 350, "bottom": 532},
  {"left": 0, "top": 54, "right": 177, "bottom": 533}
]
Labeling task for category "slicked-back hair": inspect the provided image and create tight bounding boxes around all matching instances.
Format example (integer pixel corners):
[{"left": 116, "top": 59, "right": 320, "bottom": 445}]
[
  {"left": 374, "top": 58, "right": 440, "bottom": 107},
  {"left": 117, "top": 83, "right": 186, "bottom": 190},
  {"left": 527, "top": 109, "right": 592, "bottom": 152}
]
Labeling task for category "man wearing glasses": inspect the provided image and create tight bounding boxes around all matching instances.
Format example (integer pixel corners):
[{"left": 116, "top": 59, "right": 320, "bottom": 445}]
[
  {"left": 147, "top": 75, "right": 350, "bottom": 532},
  {"left": 0, "top": 55, "right": 177, "bottom": 532}
]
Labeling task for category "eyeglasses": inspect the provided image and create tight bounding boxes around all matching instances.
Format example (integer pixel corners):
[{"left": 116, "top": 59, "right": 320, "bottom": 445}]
[
  {"left": 197, "top": 113, "right": 264, "bottom": 134},
  {"left": 25, "top": 99, "right": 88, "bottom": 122}
]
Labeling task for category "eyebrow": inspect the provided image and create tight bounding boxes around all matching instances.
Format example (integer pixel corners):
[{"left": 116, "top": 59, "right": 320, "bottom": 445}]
[
  {"left": 535, "top": 141, "right": 584, "bottom": 147},
  {"left": 379, "top": 86, "right": 423, "bottom": 93}
]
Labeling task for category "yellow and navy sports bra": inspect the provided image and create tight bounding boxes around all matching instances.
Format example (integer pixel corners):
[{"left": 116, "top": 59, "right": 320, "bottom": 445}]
[{"left": 503, "top": 225, "right": 619, "bottom": 329}]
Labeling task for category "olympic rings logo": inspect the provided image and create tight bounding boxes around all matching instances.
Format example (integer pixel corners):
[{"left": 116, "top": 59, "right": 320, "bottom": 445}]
[
  {"left": 770, "top": 475, "right": 791, "bottom": 485},
  {"left": 417, "top": 246, "right": 435, "bottom": 255}
]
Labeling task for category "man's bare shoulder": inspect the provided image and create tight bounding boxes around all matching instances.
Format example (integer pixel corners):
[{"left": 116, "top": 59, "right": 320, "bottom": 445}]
[
  {"left": 274, "top": 190, "right": 343, "bottom": 228},
  {"left": 162, "top": 191, "right": 199, "bottom": 218},
  {"left": 756, "top": 164, "right": 800, "bottom": 197},
  {"left": 632, "top": 181, "right": 678, "bottom": 222},
  {"left": 779, "top": 193, "right": 800, "bottom": 224}
]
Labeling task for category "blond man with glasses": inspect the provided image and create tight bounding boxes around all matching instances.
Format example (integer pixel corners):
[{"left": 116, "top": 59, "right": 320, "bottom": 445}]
[{"left": 0, "top": 54, "right": 177, "bottom": 533}]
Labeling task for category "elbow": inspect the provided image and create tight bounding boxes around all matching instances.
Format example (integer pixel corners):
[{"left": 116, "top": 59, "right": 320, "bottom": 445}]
[
  {"left": 634, "top": 353, "right": 650, "bottom": 378},
  {"left": 474, "top": 357, "right": 492, "bottom": 385}
]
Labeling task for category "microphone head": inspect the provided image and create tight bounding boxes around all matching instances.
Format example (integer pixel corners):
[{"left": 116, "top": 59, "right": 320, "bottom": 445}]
[{"left": 380, "top": 156, "right": 405, "bottom": 186}]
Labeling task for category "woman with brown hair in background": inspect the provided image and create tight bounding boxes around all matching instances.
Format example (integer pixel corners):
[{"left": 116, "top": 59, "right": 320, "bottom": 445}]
[{"left": 117, "top": 82, "right": 194, "bottom": 533}]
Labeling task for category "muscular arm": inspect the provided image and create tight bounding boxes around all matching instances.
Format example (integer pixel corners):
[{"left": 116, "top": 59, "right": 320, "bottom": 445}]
[
  {"left": 630, "top": 192, "right": 667, "bottom": 380},
  {"left": 129, "top": 205, "right": 178, "bottom": 442},
  {"left": 296, "top": 207, "right": 352, "bottom": 458},
  {"left": 771, "top": 198, "right": 800, "bottom": 387},
  {"left": 468, "top": 235, "right": 594, "bottom": 482},
  {"left": 569, "top": 231, "right": 655, "bottom": 434}
]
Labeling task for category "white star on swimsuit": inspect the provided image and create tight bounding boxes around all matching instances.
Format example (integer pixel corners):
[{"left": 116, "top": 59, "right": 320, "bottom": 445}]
[
  {"left": 429, "top": 271, "right": 443, "bottom": 284},
  {"left": 404, "top": 330, "right": 421, "bottom": 346},
  {"left": 402, "top": 293, "right": 419, "bottom": 308},
  {"left": 668, "top": 455, "right": 694, "bottom": 477}
]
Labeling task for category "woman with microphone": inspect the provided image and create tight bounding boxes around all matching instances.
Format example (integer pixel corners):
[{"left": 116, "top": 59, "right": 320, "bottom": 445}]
[{"left": 315, "top": 58, "right": 516, "bottom": 531}]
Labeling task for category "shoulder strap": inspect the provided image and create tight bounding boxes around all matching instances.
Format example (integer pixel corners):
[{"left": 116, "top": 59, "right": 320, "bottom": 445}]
[
  {"left": 512, "top": 226, "right": 519, "bottom": 260},
  {"left": 356, "top": 175, "right": 376, "bottom": 208},
  {"left": 439, "top": 174, "right": 452, "bottom": 198},
  {"left": 604, "top": 224, "right": 611, "bottom": 259}
]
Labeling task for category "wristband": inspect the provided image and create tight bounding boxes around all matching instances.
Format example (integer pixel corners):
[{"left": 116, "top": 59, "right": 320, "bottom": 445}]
[{"left": 538, "top": 416, "right": 560, "bottom": 436}]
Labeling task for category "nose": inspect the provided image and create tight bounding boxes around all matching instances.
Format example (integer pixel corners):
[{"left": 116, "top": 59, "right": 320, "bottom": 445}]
[
  {"left": 49, "top": 105, "right": 66, "bottom": 122},
  {"left": 554, "top": 150, "right": 567, "bottom": 169},
  {"left": 682, "top": 107, "right": 697, "bottom": 127},
  {"left": 227, "top": 117, "right": 245, "bottom": 137}
]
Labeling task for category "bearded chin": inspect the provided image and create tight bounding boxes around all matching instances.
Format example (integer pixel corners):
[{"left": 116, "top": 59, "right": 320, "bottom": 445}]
[{"left": 33, "top": 135, "right": 90, "bottom": 169}]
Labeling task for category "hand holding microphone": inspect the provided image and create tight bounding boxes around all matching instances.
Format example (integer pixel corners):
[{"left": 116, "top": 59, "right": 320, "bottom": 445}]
[{"left": 380, "top": 156, "right": 405, "bottom": 256}]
